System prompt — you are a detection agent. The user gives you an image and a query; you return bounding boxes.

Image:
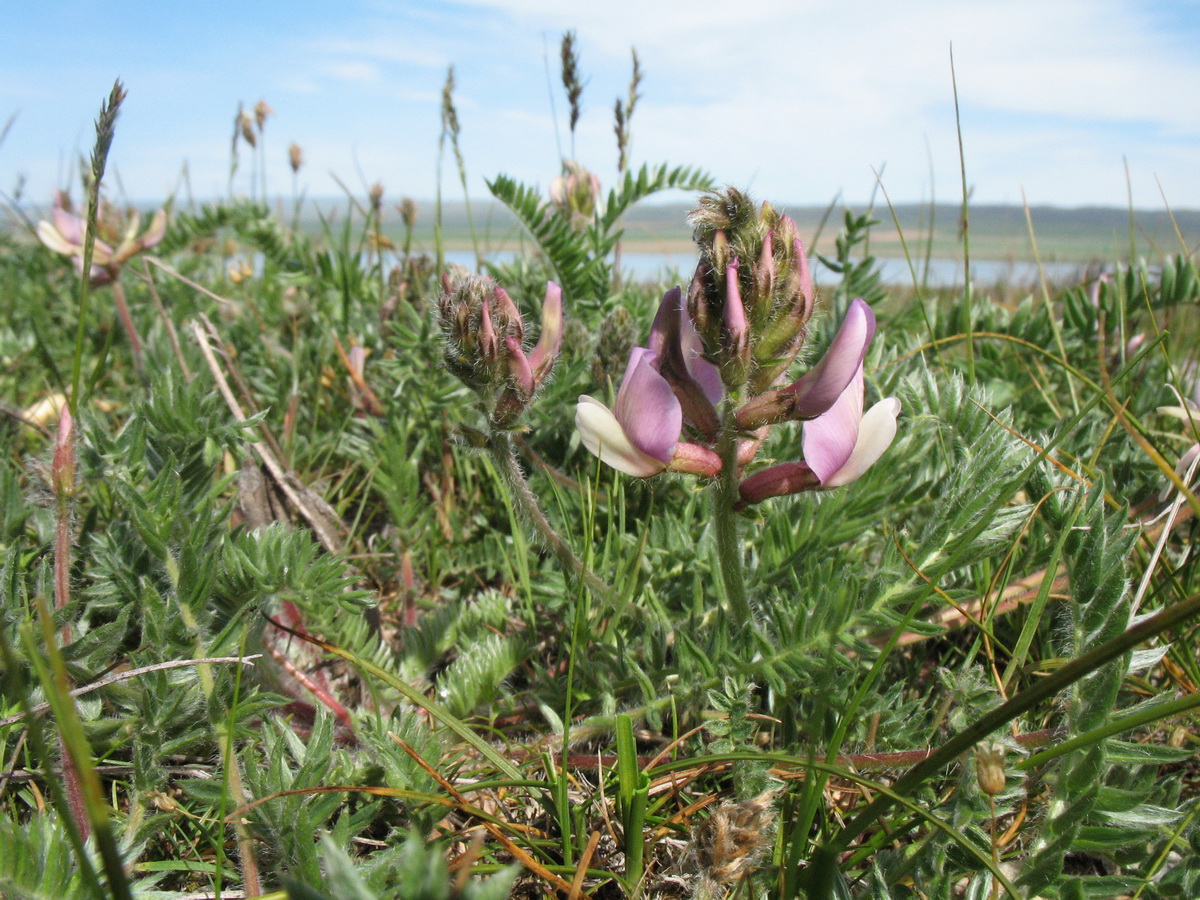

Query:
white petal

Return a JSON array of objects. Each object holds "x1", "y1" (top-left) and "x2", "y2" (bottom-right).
[
  {"x1": 823, "y1": 397, "x2": 901, "y2": 488},
  {"x1": 37, "y1": 220, "x2": 77, "y2": 256},
  {"x1": 576, "y1": 396, "x2": 668, "y2": 478},
  {"x1": 1159, "y1": 402, "x2": 1200, "y2": 422}
]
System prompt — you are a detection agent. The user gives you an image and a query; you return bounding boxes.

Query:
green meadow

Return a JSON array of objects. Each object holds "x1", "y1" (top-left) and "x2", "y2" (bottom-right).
[{"x1": 1, "y1": 47, "x2": 1199, "y2": 900}]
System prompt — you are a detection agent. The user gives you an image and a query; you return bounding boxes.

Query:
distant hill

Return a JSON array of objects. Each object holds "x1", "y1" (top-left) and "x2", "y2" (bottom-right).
[
  {"x1": 9, "y1": 196, "x2": 1194, "y2": 263},
  {"x1": 347, "y1": 199, "x2": 1200, "y2": 263}
]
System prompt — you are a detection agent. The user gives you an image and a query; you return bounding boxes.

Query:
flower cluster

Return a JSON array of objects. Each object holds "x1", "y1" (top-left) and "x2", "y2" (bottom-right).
[
  {"x1": 575, "y1": 189, "x2": 900, "y2": 505},
  {"x1": 438, "y1": 273, "x2": 563, "y2": 429},
  {"x1": 37, "y1": 191, "x2": 166, "y2": 285},
  {"x1": 550, "y1": 160, "x2": 601, "y2": 232}
]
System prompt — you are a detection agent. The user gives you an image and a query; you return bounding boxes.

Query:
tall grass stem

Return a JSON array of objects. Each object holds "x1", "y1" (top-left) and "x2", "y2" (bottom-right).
[
  {"x1": 71, "y1": 80, "x2": 125, "y2": 413},
  {"x1": 950, "y1": 46, "x2": 975, "y2": 387}
]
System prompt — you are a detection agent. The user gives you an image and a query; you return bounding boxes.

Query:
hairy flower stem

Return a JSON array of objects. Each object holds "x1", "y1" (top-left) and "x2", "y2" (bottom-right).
[
  {"x1": 488, "y1": 430, "x2": 612, "y2": 601},
  {"x1": 714, "y1": 409, "x2": 751, "y2": 628},
  {"x1": 110, "y1": 279, "x2": 145, "y2": 376},
  {"x1": 49, "y1": 409, "x2": 90, "y2": 840}
]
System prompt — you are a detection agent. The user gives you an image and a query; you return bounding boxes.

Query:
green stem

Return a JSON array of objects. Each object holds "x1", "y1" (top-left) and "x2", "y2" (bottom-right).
[
  {"x1": 714, "y1": 416, "x2": 751, "y2": 628},
  {"x1": 950, "y1": 44, "x2": 975, "y2": 388},
  {"x1": 488, "y1": 430, "x2": 612, "y2": 600}
]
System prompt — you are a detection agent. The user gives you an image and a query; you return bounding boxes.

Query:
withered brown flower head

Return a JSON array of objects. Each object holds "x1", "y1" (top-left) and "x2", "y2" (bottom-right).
[
  {"x1": 238, "y1": 108, "x2": 257, "y2": 148},
  {"x1": 399, "y1": 197, "x2": 417, "y2": 230},
  {"x1": 254, "y1": 99, "x2": 275, "y2": 130},
  {"x1": 691, "y1": 792, "x2": 776, "y2": 886}
]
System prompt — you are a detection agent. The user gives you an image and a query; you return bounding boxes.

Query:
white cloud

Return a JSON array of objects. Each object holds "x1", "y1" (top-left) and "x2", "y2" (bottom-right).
[
  {"x1": 322, "y1": 60, "x2": 383, "y2": 84},
  {"x1": 6, "y1": 0, "x2": 1198, "y2": 207},
  {"x1": 479, "y1": 0, "x2": 1195, "y2": 205},
  {"x1": 308, "y1": 36, "x2": 449, "y2": 70}
]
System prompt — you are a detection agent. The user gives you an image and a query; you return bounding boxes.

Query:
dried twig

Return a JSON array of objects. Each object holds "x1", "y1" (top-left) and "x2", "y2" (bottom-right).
[{"x1": 0, "y1": 657, "x2": 260, "y2": 728}]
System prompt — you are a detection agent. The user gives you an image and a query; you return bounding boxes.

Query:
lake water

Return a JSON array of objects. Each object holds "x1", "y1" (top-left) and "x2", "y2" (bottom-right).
[{"x1": 443, "y1": 250, "x2": 1086, "y2": 288}]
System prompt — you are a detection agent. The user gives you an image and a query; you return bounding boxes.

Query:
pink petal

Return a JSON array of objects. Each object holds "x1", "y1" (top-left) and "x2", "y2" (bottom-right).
[
  {"x1": 492, "y1": 286, "x2": 524, "y2": 342},
  {"x1": 37, "y1": 220, "x2": 77, "y2": 256},
  {"x1": 52, "y1": 206, "x2": 86, "y2": 246},
  {"x1": 614, "y1": 348, "x2": 681, "y2": 465},
  {"x1": 678, "y1": 298, "x2": 722, "y2": 406},
  {"x1": 478, "y1": 295, "x2": 498, "y2": 360},
  {"x1": 527, "y1": 281, "x2": 562, "y2": 381},
  {"x1": 506, "y1": 335, "x2": 534, "y2": 399},
  {"x1": 802, "y1": 366, "x2": 865, "y2": 483},
  {"x1": 724, "y1": 259, "x2": 747, "y2": 347},
  {"x1": 141, "y1": 209, "x2": 167, "y2": 249},
  {"x1": 90, "y1": 238, "x2": 115, "y2": 266},
  {"x1": 648, "y1": 286, "x2": 682, "y2": 353},
  {"x1": 787, "y1": 298, "x2": 875, "y2": 418},
  {"x1": 576, "y1": 396, "x2": 668, "y2": 477},
  {"x1": 794, "y1": 235, "x2": 814, "y2": 314},
  {"x1": 649, "y1": 286, "x2": 722, "y2": 414}
]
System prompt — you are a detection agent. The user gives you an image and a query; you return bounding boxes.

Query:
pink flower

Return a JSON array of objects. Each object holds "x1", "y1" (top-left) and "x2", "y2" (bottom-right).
[
  {"x1": 801, "y1": 367, "x2": 901, "y2": 488},
  {"x1": 37, "y1": 191, "x2": 166, "y2": 284},
  {"x1": 737, "y1": 373, "x2": 900, "y2": 505},
  {"x1": 505, "y1": 282, "x2": 563, "y2": 402},
  {"x1": 735, "y1": 298, "x2": 878, "y2": 430},
  {"x1": 647, "y1": 286, "x2": 723, "y2": 438},
  {"x1": 576, "y1": 347, "x2": 682, "y2": 477},
  {"x1": 738, "y1": 300, "x2": 900, "y2": 505},
  {"x1": 576, "y1": 289, "x2": 721, "y2": 478}
]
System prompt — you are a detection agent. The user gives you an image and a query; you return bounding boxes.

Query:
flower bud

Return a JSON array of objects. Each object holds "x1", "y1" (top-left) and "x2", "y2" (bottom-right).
[
  {"x1": 720, "y1": 260, "x2": 750, "y2": 388},
  {"x1": 734, "y1": 388, "x2": 795, "y2": 431},
  {"x1": 667, "y1": 442, "x2": 722, "y2": 477},
  {"x1": 974, "y1": 743, "x2": 1006, "y2": 796},
  {"x1": 438, "y1": 274, "x2": 504, "y2": 391},
  {"x1": 491, "y1": 286, "x2": 525, "y2": 344},
  {"x1": 438, "y1": 274, "x2": 564, "y2": 429},
  {"x1": 752, "y1": 229, "x2": 776, "y2": 319},
  {"x1": 687, "y1": 190, "x2": 819, "y2": 396},
  {"x1": 52, "y1": 408, "x2": 77, "y2": 501},
  {"x1": 288, "y1": 143, "x2": 304, "y2": 173}
]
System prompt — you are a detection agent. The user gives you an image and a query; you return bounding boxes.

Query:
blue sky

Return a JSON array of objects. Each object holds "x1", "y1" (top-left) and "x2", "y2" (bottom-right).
[{"x1": 3, "y1": 0, "x2": 1199, "y2": 209}]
